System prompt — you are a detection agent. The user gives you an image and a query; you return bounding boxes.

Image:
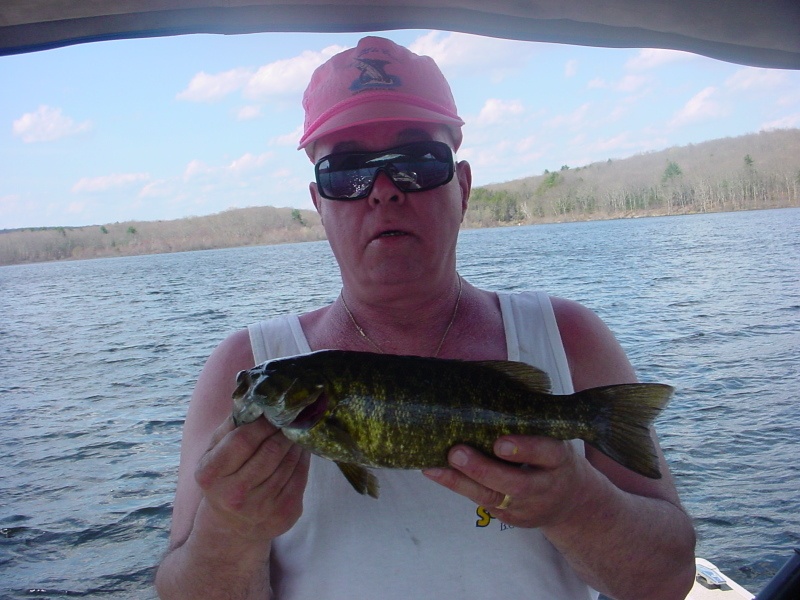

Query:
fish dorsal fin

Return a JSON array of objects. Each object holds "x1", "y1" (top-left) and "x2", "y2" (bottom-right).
[{"x1": 473, "y1": 360, "x2": 552, "y2": 394}]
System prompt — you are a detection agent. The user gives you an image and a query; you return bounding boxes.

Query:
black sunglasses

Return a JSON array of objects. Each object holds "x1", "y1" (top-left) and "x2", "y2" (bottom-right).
[{"x1": 314, "y1": 141, "x2": 455, "y2": 201}]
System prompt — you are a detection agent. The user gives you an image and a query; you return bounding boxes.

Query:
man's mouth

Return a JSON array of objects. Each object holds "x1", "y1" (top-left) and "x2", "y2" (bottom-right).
[{"x1": 377, "y1": 230, "x2": 408, "y2": 238}]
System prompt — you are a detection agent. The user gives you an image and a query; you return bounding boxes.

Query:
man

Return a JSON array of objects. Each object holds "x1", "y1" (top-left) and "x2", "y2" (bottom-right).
[{"x1": 155, "y1": 36, "x2": 696, "y2": 599}]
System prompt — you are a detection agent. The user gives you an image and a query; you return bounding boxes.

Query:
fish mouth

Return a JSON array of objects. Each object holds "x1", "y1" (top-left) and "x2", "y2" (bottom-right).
[{"x1": 284, "y1": 392, "x2": 329, "y2": 430}]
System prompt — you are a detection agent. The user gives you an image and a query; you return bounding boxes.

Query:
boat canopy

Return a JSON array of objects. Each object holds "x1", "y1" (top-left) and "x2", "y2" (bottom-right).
[{"x1": 1, "y1": 0, "x2": 799, "y2": 69}]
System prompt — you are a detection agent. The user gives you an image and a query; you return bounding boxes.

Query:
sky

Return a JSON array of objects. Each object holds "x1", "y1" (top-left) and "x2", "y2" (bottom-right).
[{"x1": 2, "y1": 29, "x2": 799, "y2": 229}]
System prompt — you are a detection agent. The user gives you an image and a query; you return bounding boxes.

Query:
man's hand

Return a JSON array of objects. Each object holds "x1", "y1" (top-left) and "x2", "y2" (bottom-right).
[
  {"x1": 195, "y1": 416, "x2": 310, "y2": 543},
  {"x1": 423, "y1": 435, "x2": 596, "y2": 528}
]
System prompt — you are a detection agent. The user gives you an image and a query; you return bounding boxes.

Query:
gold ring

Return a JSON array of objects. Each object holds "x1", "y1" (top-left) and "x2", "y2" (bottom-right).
[{"x1": 495, "y1": 493, "x2": 512, "y2": 510}]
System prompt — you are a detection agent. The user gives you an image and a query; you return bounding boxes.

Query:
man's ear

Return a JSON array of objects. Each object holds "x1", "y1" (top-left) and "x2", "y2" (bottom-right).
[
  {"x1": 310, "y1": 182, "x2": 324, "y2": 225},
  {"x1": 456, "y1": 160, "x2": 472, "y2": 219}
]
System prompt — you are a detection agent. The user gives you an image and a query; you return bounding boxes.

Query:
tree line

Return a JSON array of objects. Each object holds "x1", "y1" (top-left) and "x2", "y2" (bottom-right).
[
  {"x1": 2, "y1": 128, "x2": 798, "y2": 266},
  {"x1": 0, "y1": 206, "x2": 325, "y2": 266},
  {"x1": 463, "y1": 128, "x2": 800, "y2": 227}
]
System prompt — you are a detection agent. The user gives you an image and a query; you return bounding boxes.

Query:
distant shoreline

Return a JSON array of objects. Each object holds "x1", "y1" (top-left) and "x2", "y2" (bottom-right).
[{"x1": 2, "y1": 205, "x2": 797, "y2": 267}]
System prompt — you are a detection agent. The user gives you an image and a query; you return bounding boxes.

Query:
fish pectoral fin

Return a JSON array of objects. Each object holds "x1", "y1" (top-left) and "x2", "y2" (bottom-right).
[
  {"x1": 335, "y1": 462, "x2": 379, "y2": 499},
  {"x1": 325, "y1": 418, "x2": 379, "y2": 498},
  {"x1": 475, "y1": 360, "x2": 552, "y2": 393}
]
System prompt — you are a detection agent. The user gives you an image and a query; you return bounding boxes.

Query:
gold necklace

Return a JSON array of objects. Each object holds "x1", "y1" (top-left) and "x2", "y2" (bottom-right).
[{"x1": 340, "y1": 275, "x2": 463, "y2": 357}]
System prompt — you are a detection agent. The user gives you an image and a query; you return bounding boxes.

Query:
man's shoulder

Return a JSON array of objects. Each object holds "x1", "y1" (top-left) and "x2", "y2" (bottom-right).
[
  {"x1": 548, "y1": 296, "x2": 600, "y2": 330},
  {"x1": 549, "y1": 295, "x2": 637, "y2": 388},
  {"x1": 206, "y1": 328, "x2": 255, "y2": 374}
]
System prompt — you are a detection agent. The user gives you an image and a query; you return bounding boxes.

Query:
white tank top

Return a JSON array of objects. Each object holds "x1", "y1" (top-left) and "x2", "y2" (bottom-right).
[{"x1": 248, "y1": 291, "x2": 597, "y2": 600}]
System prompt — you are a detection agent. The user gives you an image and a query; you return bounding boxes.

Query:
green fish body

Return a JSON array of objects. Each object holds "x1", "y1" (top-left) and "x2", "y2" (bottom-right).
[{"x1": 232, "y1": 350, "x2": 672, "y2": 497}]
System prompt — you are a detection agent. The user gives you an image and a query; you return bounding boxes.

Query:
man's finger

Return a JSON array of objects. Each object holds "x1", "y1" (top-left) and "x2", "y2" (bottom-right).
[
  {"x1": 206, "y1": 414, "x2": 236, "y2": 450},
  {"x1": 493, "y1": 435, "x2": 571, "y2": 469},
  {"x1": 197, "y1": 418, "x2": 279, "y2": 484}
]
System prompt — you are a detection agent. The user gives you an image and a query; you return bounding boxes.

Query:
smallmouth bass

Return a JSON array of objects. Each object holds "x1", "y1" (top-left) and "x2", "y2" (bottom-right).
[{"x1": 232, "y1": 350, "x2": 673, "y2": 498}]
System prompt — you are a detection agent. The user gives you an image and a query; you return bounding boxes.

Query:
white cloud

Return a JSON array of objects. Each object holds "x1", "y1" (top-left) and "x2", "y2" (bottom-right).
[
  {"x1": 761, "y1": 114, "x2": 800, "y2": 130},
  {"x1": 569, "y1": 133, "x2": 586, "y2": 147},
  {"x1": 12, "y1": 105, "x2": 92, "y2": 143},
  {"x1": 409, "y1": 31, "x2": 532, "y2": 80},
  {"x1": 183, "y1": 159, "x2": 211, "y2": 180},
  {"x1": 564, "y1": 59, "x2": 578, "y2": 78},
  {"x1": 139, "y1": 179, "x2": 174, "y2": 199},
  {"x1": 227, "y1": 152, "x2": 273, "y2": 175},
  {"x1": 183, "y1": 152, "x2": 274, "y2": 181},
  {"x1": 725, "y1": 67, "x2": 787, "y2": 91},
  {"x1": 515, "y1": 136, "x2": 538, "y2": 152},
  {"x1": 177, "y1": 46, "x2": 344, "y2": 104},
  {"x1": 606, "y1": 104, "x2": 630, "y2": 123},
  {"x1": 136, "y1": 151, "x2": 293, "y2": 215},
  {"x1": 243, "y1": 47, "x2": 344, "y2": 100},
  {"x1": 625, "y1": 48, "x2": 695, "y2": 70},
  {"x1": 271, "y1": 124, "x2": 304, "y2": 146},
  {"x1": 71, "y1": 173, "x2": 149, "y2": 193},
  {"x1": 545, "y1": 103, "x2": 591, "y2": 129},
  {"x1": 617, "y1": 75, "x2": 648, "y2": 93},
  {"x1": 669, "y1": 87, "x2": 729, "y2": 128},
  {"x1": 271, "y1": 168, "x2": 293, "y2": 179},
  {"x1": 460, "y1": 142, "x2": 508, "y2": 169},
  {"x1": 409, "y1": 31, "x2": 478, "y2": 68},
  {"x1": 474, "y1": 99, "x2": 525, "y2": 126},
  {"x1": 461, "y1": 136, "x2": 546, "y2": 184},
  {"x1": 176, "y1": 68, "x2": 252, "y2": 102}
]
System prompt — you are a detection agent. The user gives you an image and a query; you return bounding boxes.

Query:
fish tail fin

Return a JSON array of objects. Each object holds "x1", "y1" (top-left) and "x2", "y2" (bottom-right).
[{"x1": 579, "y1": 383, "x2": 673, "y2": 479}]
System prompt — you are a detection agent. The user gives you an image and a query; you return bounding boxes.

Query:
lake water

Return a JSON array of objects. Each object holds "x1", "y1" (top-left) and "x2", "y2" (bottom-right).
[{"x1": 1, "y1": 208, "x2": 798, "y2": 598}]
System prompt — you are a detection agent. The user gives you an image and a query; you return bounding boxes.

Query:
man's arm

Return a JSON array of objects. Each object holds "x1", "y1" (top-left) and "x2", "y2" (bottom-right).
[
  {"x1": 425, "y1": 297, "x2": 696, "y2": 600},
  {"x1": 155, "y1": 330, "x2": 309, "y2": 600}
]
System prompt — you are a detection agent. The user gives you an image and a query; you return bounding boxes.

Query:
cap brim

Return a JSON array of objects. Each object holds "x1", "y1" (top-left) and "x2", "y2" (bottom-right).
[{"x1": 298, "y1": 100, "x2": 464, "y2": 154}]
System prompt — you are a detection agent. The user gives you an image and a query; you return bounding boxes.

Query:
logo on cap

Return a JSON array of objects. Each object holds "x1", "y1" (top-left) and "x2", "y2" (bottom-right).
[{"x1": 349, "y1": 58, "x2": 401, "y2": 92}]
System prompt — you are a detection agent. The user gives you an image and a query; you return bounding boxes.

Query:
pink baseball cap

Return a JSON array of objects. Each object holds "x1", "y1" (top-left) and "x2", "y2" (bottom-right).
[{"x1": 298, "y1": 36, "x2": 465, "y2": 155}]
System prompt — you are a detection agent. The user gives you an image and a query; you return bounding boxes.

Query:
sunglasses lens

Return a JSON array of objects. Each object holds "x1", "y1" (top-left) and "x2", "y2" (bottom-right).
[
  {"x1": 317, "y1": 160, "x2": 375, "y2": 200},
  {"x1": 315, "y1": 142, "x2": 454, "y2": 200}
]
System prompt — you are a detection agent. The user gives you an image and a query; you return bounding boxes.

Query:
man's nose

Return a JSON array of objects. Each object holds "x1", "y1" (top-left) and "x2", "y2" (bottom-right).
[{"x1": 368, "y1": 170, "x2": 404, "y2": 206}]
